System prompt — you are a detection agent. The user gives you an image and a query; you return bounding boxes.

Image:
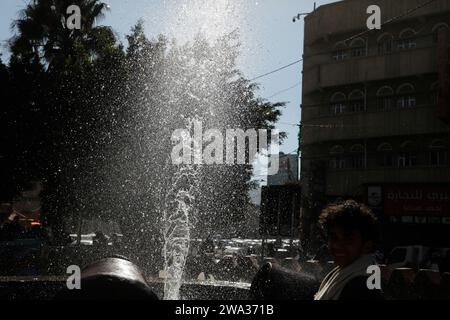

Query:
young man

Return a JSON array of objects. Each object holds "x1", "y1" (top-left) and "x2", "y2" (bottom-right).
[{"x1": 314, "y1": 200, "x2": 384, "y2": 300}]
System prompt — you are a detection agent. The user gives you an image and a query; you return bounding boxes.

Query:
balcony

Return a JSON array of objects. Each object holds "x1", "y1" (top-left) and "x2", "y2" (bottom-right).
[
  {"x1": 303, "y1": 46, "x2": 437, "y2": 93},
  {"x1": 301, "y1": 104, "x2": 450, "y2": 145},
  {"x1": 304, "y1": 0, "x2": 450, "y2": 45},
  {"x1": 325, "y1": 166, "x2": 450, "y2": 196}
]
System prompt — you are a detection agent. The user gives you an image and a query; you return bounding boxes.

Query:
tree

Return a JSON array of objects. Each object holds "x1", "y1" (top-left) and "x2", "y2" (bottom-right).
[
  {"x1": 7, "y1": 0, "x2": 124, "y2": 240},
  {"x1": 6, "y1": 3, "x2": 286, "y2": 266},
  {"x1": 0, "y1": 55, "x2": 14, "y2": 201},
  {"x1": 96, "y1": 25, "x2": 286, "y2": 245},
  {"x1": 10, "y1": 0, "x2": 110, "y2": 71}
]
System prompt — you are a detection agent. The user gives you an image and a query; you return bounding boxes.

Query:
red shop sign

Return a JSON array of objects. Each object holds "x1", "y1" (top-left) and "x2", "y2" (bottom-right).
[{"x1": 384, "y1": 185, "x2": 450, "y2": 216}]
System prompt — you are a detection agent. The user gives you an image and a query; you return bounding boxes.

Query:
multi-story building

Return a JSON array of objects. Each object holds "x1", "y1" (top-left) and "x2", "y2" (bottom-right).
[
  {"x1": 267, "y1": 153, "x2": 299, "y2": 186},
  {"x1": 300, "y1": 0, "x2": 450, "y2": 249}
]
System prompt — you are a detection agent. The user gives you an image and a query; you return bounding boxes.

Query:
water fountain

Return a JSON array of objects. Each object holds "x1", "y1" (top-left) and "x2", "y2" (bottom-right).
[
  {"x1": 1, "y1": 0, "x2": 276, "y2": 301},
  {"x1": 162, "y1": 121, "x2": 200, "y2": 300},
  {"x1": 114, "y1": 0, "x2": 261, "y2": 300}
]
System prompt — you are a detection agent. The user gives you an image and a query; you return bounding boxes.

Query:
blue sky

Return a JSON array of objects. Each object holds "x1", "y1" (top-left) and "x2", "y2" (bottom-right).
[{"x1": 0, "y1": 0, "x2": 336, "y2": 188}]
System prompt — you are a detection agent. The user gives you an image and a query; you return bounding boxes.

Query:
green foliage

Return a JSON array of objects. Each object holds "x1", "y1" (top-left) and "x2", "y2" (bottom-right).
[{"x1": 10, "y1": 0, "x2": 111, "y2": 71}]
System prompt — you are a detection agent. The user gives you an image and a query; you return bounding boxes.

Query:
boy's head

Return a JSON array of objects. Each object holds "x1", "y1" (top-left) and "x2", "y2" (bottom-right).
[{"x1": 319, "y1": 200, "x2": 379, "y2": 268}]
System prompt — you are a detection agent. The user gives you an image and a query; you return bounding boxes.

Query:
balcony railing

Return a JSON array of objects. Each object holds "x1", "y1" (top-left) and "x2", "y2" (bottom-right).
[
  {"x1": 303, "y1": 46, "x2": 438, "y2": 92},
  {"x1": 300, "y1": 91, "x2": 450, "y2": 144}
]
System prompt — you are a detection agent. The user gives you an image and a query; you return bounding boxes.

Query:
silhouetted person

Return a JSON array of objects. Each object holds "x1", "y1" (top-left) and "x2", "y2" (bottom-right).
[
  {"x1": 266, "y1": 243, "x2": 276, "y2": 257},
  {"x1": 314, "y1": 200, "x2": 384, "y2": 300}
]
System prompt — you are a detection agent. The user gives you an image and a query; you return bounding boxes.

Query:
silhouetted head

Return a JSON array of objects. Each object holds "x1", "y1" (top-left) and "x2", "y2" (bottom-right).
[{"x1": 319, "y1": 200, "x2": 379, "y2": 268}]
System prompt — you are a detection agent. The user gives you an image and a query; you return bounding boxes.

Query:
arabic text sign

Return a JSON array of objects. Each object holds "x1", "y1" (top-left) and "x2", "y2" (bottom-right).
[{"x1": 384, "y1": 186, "x2": 450, "y2": 216}]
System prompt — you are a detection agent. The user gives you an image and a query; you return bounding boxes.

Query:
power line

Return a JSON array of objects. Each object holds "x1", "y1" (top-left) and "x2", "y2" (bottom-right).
[
  {"x1": 278, "y1": 122, "x2": 301, "y2": 127},
  {"x1": 266, "y1": 82, "x2": 301, "y2": 99},
  {"x1": 250, "y1": 0, "x2": 438, "y2": 82},
  {"x1": 250, "y1": 59, "x2": 302, "y2": 82},
  {"x1": 343, "y1": 0, "x2": 439, "y2": 44},
  {"x1": 277, "y1": 122, "x2": 364, "y2": 128}
]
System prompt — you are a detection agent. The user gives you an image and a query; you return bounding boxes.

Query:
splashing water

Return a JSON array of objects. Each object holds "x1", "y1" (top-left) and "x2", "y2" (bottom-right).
[
  {"x1": 73, "y1": 0, "x2": 262, "y2": 301},
  {"x1": 162, "y1": 119, "x2": 200, "y2": 300},
  {"x1": 157, "y1": 0, "x2": 252, "y2": 299},
  {"x1": 156, "y1": 1, "x2": 247, "y2": 299}
]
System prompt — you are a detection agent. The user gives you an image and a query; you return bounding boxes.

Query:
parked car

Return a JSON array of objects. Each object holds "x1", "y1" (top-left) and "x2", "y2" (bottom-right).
[{"x1": 387, "y1": 245, "x2": 431, "y2": 270}]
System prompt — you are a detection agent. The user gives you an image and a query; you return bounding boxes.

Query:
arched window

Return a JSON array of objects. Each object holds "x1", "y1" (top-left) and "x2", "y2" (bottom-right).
[
  {"x1": 429, "y1": 139, "x2": 448, "y2": 166},
  {"x1": 376, "y1": 86, "x2": 395, "y2": 111},
  {"x1": 330, "y1": 145, "x2": 346, "y2": 169},
  {"x1": 377, "y1": 143, "x2": 394, "y2": 167},
  {"x1": 350, "y1": 38, "x2": 367, "y2": 57},
  {"x1": 348, "y1": 90, "x2": 365, "y2": 112},
  {"x1": 378, "y1": 33, "x2": 394, "y2": 54},
  {"x1": 431, "y1": 82, "x2": 439, "y2": 106},
  {"x1": 398, "y1": 141, "x2": 417, "y2": 167},
  {"x1": 397, "y1": 84, "x2": 416, "y2": 108},
  {"x1": 398, "y1": 28, "x2": 417, "y2": 50},
  {"x1": 330, "y1": 92, "x2": 347, "y2": 115},
  {"x1": 350, "y1": 144, "x2": 365, "y2": 169},
  {"x1": 432, "y1": 23, "x2": 450, "y2": 43},
  {"x1": 332, "y1": 42, "x2": 348, "y2": 61},
  {"x1": 432, "y1": 23, "x2": 450, "y2": 32}
]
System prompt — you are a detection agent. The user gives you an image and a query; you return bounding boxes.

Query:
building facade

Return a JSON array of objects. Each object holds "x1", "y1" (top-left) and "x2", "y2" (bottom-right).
[
  {"x1": 300, "y1": 0, "x2": 450, "y2": 248},
  {"x1": 267, "y1": 153, "x2": 299, "y2": 186}
]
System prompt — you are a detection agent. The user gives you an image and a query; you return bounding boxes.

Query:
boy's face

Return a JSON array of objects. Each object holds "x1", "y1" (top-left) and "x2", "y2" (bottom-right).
[{"x1": 328, "y1": 226, "x2": 372, "y2": 268}]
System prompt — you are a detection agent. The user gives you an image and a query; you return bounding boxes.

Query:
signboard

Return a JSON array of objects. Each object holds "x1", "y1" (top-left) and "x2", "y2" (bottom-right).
[
  {"x1": 384, "y1": 185, "x2": 450, "y2": 216},
  {"x1": 368, "y1": 185, "x2": 450, "y2": 217}
]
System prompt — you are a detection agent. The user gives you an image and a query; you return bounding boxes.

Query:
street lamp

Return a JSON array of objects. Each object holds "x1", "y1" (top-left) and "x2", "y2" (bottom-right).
[{"x1": 292, "y1": 13, "x2": 309, "y2": 23}]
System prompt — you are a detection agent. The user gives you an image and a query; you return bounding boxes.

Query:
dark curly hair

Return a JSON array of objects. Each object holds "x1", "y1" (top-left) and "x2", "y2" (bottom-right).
[{"x1": 319, "y1": 200, "x2": 380, "y2": 243}]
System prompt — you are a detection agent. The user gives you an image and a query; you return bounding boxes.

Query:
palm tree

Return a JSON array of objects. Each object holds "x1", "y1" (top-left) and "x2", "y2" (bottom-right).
[{"x1": 10, "y1": 0, "x2": 112, "y2": 71}]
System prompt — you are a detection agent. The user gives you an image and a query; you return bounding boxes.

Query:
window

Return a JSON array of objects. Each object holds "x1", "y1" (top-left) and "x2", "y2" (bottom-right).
[
  {"x1": 378, "y1": 33, "x2": 394, "y2": 54},
  {"x1": 348, "y1": 90, "x2": 365, "y2": 112},
  {"x1": 350, "y1": 144, "x2": 365, "y2": 169},
  {"x1": 377, "y1": 143, "x2": 394, "y2": 167},
  {"x1": 330, "y1": 145, "x2": 346, "y2": 169},
  {"x1": 330, "y1": 92, "x2": 347, "y2": 115},
  {"x1": 397, "y1": 84, "x2": 416, "y2": 108},
  {"x1": 376, "y1": 86, "x2": 394, "y2": 111},
  {"x1": 332, "y1": 50, "x2": 348, "y2": 61},
  {"x1": 429, "y1": 139, "x2": 448, "y2": 166},
  {"x1": 397, "y1": 29, "x2": 417, "y2": 50},
  {"x1": 398, "y1": 141, "x2": 417, "y2": 168},
  {"x1": 350, "y1": 38, "x2": 367, "y2": 57},
  {"x1": 432, "y1": 23, "x2": 450, "y2": 43},
  {"x1": 332, "y1": 42, "x2": 348, "y2": 61}
]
